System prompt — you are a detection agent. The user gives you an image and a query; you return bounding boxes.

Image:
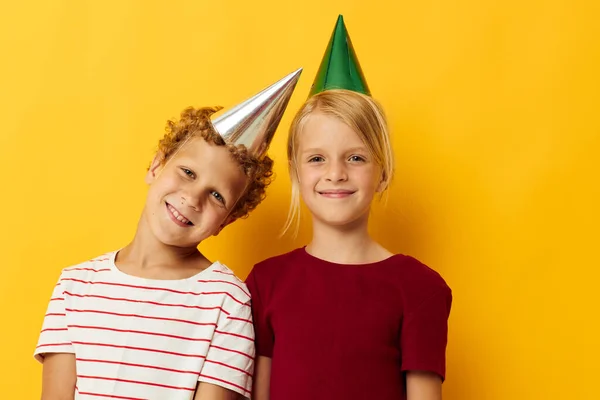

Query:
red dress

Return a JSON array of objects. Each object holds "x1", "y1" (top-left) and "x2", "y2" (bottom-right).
[{"x1": 246, "y1": 247, "x2": 452, "y2": 400}]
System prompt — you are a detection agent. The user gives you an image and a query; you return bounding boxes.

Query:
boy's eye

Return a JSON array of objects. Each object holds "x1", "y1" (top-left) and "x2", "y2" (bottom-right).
[
  {"x1": 349, "y1": 155, "x2": 366, "y2": 162},
  {"x1": 181, "y1": 168, "x2": 195, "y2": 178},
  {"x1": 211, "y1": 191, "x2": 225, "y2": 204},
  {"x1": 308, "y1": 156, "x2": 325, "y2": 163}
]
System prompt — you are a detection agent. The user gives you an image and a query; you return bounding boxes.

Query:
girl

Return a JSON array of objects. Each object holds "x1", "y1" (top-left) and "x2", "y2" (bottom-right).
[{"x1": 246, "y1": 88, "x2": 452, "y2": 400}]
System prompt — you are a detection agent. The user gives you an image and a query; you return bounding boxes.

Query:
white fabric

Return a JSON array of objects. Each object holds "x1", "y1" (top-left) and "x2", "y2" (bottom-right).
[{"x1": 35, "y1": 251, "x2": 254, "y2": 399}]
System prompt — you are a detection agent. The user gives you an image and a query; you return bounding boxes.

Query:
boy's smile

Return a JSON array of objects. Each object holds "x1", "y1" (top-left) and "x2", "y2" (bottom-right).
[
  {"x1": 143, "y1": 137, "x2": 249, "y2": 248},
  {"x1": 165, "y1": 202, "x2": 193, "y2": 226}
]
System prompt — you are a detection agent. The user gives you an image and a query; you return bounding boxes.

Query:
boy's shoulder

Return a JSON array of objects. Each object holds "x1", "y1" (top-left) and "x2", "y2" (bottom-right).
[
  {"x1": 60, "y1": 251, "x2": 116, "y2": 276},
  {"x1": 204, "y1": 261, "x2": 251, "y2": 304}
]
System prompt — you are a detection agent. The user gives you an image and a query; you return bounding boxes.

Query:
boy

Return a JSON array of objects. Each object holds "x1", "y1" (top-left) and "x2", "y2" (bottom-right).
[{"x1": 34, "y1": 68, "x2": 302, "y2": 400}]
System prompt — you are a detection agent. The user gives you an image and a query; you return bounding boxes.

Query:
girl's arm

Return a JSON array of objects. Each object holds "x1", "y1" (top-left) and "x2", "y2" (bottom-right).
[
  {"x1": 41, "y1": 353, "x2": 76, "y2": 400},
  {"x1": 252, "y1": 356, "x2": 272, "y2": 400},
  {"x1": 406, "y1": 371, "x2": 442, "y2": 400}
]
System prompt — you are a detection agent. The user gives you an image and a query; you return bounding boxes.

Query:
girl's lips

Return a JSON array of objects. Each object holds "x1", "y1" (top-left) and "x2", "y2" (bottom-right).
[
  {"x1": 165, "y1": 203, "x2": 193, "y2": 226},
  {"x1": 318, "y1": 190, "x2": 355, "y2": 198}
]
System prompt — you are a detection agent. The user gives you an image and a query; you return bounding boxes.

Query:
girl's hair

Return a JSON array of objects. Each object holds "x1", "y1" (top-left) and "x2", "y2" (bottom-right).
[
  {"x1": 282, "y1": 89, "x2": 394, "y2": 236},
  {"x1": 157, "y1": 106, "x2": 274, "y2": 221}
]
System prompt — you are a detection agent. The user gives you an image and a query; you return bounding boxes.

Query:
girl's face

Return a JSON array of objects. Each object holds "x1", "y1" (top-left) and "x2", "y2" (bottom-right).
[{"x1": 296, "y1": 112, "x2": 383, "y2": 229}]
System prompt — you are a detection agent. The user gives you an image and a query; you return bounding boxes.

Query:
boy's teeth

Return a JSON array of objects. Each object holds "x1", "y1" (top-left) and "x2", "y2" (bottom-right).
[{"x1": 168, "y1": 204, "x2": 189, "y2": 224}]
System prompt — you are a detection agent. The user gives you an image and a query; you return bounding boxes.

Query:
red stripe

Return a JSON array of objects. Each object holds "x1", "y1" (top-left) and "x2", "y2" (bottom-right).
[
  {"x1": 71, "y1": 341, "x2": 206, "y2": 358},
  {"x1": 76, "y1": 358, "x2": 199, "y2": 375},
  {"x1": 64, "y1": 291, "x2": 230, "y2": 315},
  {"x1": 76, "y1": 392, "x2": 145, "y2": 400},
  {"x1": 65, "y1": 308, "x2": 218, "y2": 327},
  {"x1": 227, "y1": 316, "x2": 252, "y2": 323},
  {"x1": 215, "y1": 329, "x2": 253, "y2": 341},
  {"x1": 65, "y1": 267, "x2": 111, "y2": 273},
  {"x1": 36, "y1": 342, "x2": 71, "y2": 349},
  {"x1": 209, "y1": 345, "x2": 254, "y2": 360},
  {"x1": 213, "y1": 270, "x2": 235, "y2": 276},
  {"x1": 61, "y1": 278, "x2": 247, "y2": 305},
  {"x1": 68, "y1": 325, "x2": 211, "y2": 342},
  {"x1": 204, "y1": 359, "x2": 252, "y2": 376},
  {"x1": 197, "y1": 279, "x2": 250, "y2": 297},
  {"x1": 50, "y1": 297, "x2": 64, "y2": 302},
  {"x1": 41, "y1": 327, "x2": 68, "y2": 333},
  {"x1": 77, "y1": 375, "x2": 195, "y2": 391},
  {"x1": 45, "y1": 313, "x2": 66, "y2": 317},
  {"x1": 200, "y1": 373, "x2": 250, "y2": 394}
]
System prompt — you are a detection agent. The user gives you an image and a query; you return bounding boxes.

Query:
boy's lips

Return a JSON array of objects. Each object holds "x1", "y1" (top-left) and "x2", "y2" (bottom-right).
[
  {"x1": 318, "y1": 189, "x2": 356, "y2": 198},
  {"x1": 165, "y1": 202, "x2": 194, "y2": 226}
]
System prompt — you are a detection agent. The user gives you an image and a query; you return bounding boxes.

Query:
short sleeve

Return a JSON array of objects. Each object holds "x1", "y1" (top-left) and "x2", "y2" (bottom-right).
[
  {"x1": 245, "y1": 268, "x2": 274, "y2": 358},
  {"x1": 400, "y1": 286, "x2": 452, "y2": 380},
  {"x1": 34, "y1": 273, "x2": 74, "y2": 362},
  {"x1": 199, "y1": 301, "x2": 255, "y2": 398}
]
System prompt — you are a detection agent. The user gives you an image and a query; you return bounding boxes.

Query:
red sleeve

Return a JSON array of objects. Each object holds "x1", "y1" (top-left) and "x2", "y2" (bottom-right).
[
  {"x1": 400, "y1": 286, "x2": 452, "y2": 380},
  {"x1": 246, "y1": 267, "x2": 274, "y2": 358}
]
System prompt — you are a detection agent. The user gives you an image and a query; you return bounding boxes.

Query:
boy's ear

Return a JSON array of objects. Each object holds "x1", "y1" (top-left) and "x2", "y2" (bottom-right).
[{"x1": 145, "y1": 153, "x2": 165, "y2": 184}]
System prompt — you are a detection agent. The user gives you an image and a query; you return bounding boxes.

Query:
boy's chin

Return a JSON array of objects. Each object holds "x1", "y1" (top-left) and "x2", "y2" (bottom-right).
[{"x1": 154, "y1": 233, "x2": 207, "y2": 249}]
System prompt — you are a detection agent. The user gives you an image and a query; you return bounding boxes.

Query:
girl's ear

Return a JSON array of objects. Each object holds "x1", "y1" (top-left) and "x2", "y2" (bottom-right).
[
  {"x1": 376, "y1": 172, "x2": 387, "y2": 193},
  {"x1": 145, "y1": 153, "x2": 165, "y2": 185}
]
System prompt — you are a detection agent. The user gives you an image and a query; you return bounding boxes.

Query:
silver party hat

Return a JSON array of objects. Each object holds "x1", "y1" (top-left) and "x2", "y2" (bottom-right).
[{"x1": 210, "y1": 68, "x2": 303, "y2": 158}]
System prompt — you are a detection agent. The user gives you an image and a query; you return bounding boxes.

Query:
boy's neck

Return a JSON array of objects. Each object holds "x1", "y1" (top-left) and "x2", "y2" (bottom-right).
[
  {"x1": 307, "y1": 215, "x2": 392, "y2": 265},
  {"x1": 116, "y1": 213, "x2": 211, "y2": 278}
]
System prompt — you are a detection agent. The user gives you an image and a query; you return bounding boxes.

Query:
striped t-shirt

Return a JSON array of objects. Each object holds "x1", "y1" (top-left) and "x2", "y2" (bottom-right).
[{"x1": 34, "y1": 251, "x2": 255, "y2": 399}]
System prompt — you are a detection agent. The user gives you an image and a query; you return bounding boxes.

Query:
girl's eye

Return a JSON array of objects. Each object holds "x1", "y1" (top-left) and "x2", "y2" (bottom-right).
[
  {"x1": 211, "y1": 191, "x2": 225, "y2": 204},
  {"x1": 349, "y1": 155, "x2": 366, "y2": 162},
  {"x1": 181, "y1": 168, "x2": 195, "y2": 178},
  {"x1": 308, "y1": 156, "x2": 325, "y2": 163}
]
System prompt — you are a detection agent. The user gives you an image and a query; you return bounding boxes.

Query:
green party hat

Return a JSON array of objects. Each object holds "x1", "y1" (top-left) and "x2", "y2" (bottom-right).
[{"x1": 309, "y1": 15, "x2": 370, "y2": 97}]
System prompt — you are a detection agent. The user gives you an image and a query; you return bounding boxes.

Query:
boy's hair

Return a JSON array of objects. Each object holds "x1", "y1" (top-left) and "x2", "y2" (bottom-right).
[
  {"x1": 283, "y1": 89, "x2": 394, "y2": 236},
  {"x1": 157, "y1": 106, "x2": 274, "y2": 221}
]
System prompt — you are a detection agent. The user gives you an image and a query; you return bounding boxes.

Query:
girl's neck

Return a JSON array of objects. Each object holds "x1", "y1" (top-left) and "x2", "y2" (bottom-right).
[{"x1": 307, "y1": 216, "x2": 392, "y2": 265}]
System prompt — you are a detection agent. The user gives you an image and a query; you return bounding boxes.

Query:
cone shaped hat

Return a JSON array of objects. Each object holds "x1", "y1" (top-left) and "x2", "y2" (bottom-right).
[
  {"x1": 211, "y1": 68, "x2": 303, "y2": 158},
  {"x1": 309, "y1": 15, "x2": 370, "y2": 97}
]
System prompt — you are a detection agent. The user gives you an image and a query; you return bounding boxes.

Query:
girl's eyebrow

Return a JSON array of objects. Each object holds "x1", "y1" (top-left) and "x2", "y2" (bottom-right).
[
  {"x1": 300, "y1": 147, "x2": 324, "y2": 154},
  {"x1": 345, "y1": 146, "x2": 369, "y2": 153},
  {"x1": 301, "y1": 146, "x2": 368, "y2": 154}
]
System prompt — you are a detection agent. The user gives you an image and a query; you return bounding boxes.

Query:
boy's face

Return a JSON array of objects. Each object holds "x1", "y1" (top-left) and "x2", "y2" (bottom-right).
[{"x1": 144, "y1": 137, "x2": 248, "y2": 248}]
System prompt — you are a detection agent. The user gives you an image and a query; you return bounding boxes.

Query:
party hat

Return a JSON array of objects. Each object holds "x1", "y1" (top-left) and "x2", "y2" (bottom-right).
[
  {"x1": 309, "y1": 15, "x2": 370, "y2": 96},
  {"x1": 211, "y1": 68, "x2": 303, "y2": 158}
]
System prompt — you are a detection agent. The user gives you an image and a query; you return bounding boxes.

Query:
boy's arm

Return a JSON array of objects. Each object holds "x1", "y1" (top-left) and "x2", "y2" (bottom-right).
[
  {"x1": 194, "y1": 382, "x2": 242, "y2": 400},
  {"x1": 41, "y1": 353, "x2": 76, "y2": 400},
  {"x1": 406, "y1": 371, "x2": 442, "y2": 400},
  {"x1": 251, "y1": 356, "x2": 271, "y2": 400},
  {"x1": 197, "y1": 300, "x2": 255, "y2": 398}
]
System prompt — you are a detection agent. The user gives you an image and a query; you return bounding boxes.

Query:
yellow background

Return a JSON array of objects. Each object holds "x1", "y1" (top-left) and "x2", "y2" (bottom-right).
[{"x1": 1, "y1": 0, "x2": 598, "y2": 398}]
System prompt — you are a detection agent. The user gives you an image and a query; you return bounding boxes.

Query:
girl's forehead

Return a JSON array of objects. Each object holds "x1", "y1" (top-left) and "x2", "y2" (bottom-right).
[{"x1": 298, "y1": 114, "x2": 364, "y2": 149}]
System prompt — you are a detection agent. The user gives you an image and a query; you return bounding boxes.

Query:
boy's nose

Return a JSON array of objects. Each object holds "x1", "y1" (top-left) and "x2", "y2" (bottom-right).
[{"x1": 181, "y1": 193, "x2": 201, "y2": 212}]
